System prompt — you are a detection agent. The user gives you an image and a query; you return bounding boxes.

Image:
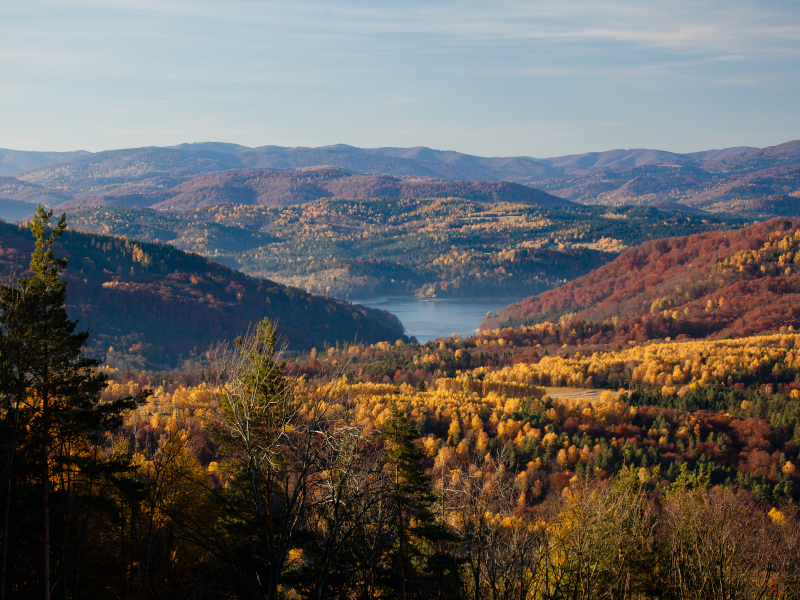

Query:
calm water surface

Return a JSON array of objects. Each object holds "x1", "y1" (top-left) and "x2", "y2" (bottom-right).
[{"x1": 354, "y1": 297, "x2": 523, "y2": 343}]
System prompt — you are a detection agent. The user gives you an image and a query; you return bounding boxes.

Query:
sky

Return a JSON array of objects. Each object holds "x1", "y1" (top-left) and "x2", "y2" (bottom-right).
[{"x1": 1, "y1": 0, "x2": 799, "y2": 157}]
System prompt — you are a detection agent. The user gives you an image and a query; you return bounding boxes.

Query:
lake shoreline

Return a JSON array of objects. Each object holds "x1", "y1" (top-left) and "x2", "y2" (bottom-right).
[{"x1": 352, "y1": 296, "x2": 524, "y2": 343}]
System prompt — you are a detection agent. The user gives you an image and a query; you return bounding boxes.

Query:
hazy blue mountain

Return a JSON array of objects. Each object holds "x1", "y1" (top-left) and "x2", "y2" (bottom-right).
[
  {"x1": 0, "y1": 148, "x2": 88, "y2": 176},
  {"x1": 0, "y1": 199, "x2": 41, "y2": 222},
  {"x1": 5, "y1": 140, "x2": 799, "y2": 216}
]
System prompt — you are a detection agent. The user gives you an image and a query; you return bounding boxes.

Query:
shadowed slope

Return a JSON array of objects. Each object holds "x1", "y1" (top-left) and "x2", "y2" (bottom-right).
[{"x1": 0, "y1": 221, "x2": 406, "y2": 370}]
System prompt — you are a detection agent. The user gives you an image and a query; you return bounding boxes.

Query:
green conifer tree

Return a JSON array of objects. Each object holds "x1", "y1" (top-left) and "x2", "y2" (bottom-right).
[
  {"x1": 381, "y1": 403, "x2": 461, "y2": 599},
  {"x1": 0, "y1": 206, "x2": 146, "y2": 599}
]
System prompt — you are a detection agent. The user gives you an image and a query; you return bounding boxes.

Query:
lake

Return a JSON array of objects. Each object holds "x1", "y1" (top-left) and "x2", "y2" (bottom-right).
[{"x1": 353, "y1": 297, "x2": 523, "y2": 343}]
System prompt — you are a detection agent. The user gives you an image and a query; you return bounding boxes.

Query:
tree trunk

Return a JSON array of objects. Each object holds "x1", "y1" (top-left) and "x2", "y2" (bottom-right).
[
  {"x1": 0, "y1": 439, "x2": 15, "y2": 600},
  {"x1": 0, "y1": 346, "x2": 25, "y2": 600},
  {"x1": 41, "y1": 384, "x2": 50, "y2": 600},
  {"x1": 398, "y1": 506, "x2": 406, "y2": 600}
]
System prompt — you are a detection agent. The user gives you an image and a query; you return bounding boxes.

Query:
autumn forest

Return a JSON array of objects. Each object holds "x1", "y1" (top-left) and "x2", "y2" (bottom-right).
[
  {"x1": 4, "y1": 0, "x2": 800, "y2": 593},
  {"x1": 0, "y1": 195, "x2": 798, "y2": 600}
]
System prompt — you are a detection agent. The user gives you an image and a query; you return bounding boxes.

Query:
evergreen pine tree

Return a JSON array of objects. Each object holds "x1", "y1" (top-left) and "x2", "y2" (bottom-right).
[
  {"x1": 381, "y1": 402, "x2": 461, "y2": 599},
  {"x1": 0, "y1": 206, "x2": 146, "y2": 599}
]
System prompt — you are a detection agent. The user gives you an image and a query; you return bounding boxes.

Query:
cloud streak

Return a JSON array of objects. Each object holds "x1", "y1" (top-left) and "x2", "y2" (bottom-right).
[
  {"x1": 1, "y1": 0, "x2": 799, "y2": 154},
  {"x1": 37, "y1": 0, "x2": 800, "y2": 54}
]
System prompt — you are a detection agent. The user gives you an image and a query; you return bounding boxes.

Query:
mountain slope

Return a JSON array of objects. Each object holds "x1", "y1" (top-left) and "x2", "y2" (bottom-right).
[
  {"x1": 54, "y1": 167, "x2": 568, "y2": 211},
  {"x1": 61, "y1": 201, "x2": 742, "y2": 300},
  {"x1": 8, "y1": 140, "x2": 800, "y2": 216},
  {"x1": 240, "y1": 145, "x2": 495, "y2": 181},
  {"x1": 0, "y1": 221, "x2": 405, "y2": 370},
  {"x1": 0, "y1": 148, "x2": 88, "y2": 176},
  {"x1": 17, "y1": 146, "x2": 245, "y2": 196},
  {"x1": 0, "y1": 176, "x2": 72, "y2": 207},
  {"x1": 683, "y1": 163, "x2": 800, "y2": 212},
  {"x1": 482, "y1": 218, "x2": 800, "y2": 342},
  {"x1": 536, "y1": 142, "x2": 800, "y2": 214}
]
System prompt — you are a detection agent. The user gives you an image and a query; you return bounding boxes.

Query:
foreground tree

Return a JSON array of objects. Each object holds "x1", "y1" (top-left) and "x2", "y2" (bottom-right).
[
  {"x1": 545, "y1": 467, "x2": 655, "y2": 600},
  {"x1": 658, "y1": 472, "x2": 800, "y2": 600},
  {"x1": 378, "y1": 403, "x2": 461, "y2": 600},
  {"x1": 207, "y1": 318, "x2": 368, "y2": 599},
  {"x1": 0, "y1": 206, "x2": 146, "y2": 600},
  {"x1": 438, "y1": 448, "x2": 546, "y2": 600}
]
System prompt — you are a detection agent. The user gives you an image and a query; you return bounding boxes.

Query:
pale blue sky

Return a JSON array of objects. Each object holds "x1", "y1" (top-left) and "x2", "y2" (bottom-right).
[{"x1": 1, "y1": 0, "x2": 799, "y2": 156}]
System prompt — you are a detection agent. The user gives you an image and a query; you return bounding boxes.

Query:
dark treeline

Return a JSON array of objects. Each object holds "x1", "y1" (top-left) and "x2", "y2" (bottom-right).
[{"x1": 0, "y1": 220, "x2": 405, "y2": 370}]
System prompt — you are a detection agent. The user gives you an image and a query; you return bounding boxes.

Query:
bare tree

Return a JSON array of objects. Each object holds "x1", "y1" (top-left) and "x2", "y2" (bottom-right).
[
  {"x1": 659, "y1": 485, "x2": 800, "y2": 600},
  {"x1": 299, "y1": 407, "x2": 395, "y2": 600},
  {"x1": 208, "y1": 318, "x2": 360, "y2": 600},
  {"x1": 545, "y1": 470, "x2": 655, "y2": 600},
  {"x1": 438, "y1": 448, "x2": 547, "y2": 600}
]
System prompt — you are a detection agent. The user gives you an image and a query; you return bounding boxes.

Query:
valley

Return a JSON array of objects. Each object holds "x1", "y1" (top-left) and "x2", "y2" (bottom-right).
[
  {"x1": 0, "y1": 220, "x2": 405, "y2": 371},
  {"x1": 61, "y1": 199, "x2": 741, "y2": 300},
  {"x1": 7, "y1": 0, "x2": 800, "y2": 594},
  {"x1": 2, "y1": 143, "x2": 799, "y2": 599},
  {"x1": 353, "y1": 296, "x2": 525, "y2": 342}
]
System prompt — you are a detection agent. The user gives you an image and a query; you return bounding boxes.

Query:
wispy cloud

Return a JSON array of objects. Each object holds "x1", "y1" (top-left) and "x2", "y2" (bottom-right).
[
  {"x1": 38, "y1": 0, "x2": 800, "y2": 55},
  {"x1": 2, "y1": 0, "x2": 799, "y2": 154}
]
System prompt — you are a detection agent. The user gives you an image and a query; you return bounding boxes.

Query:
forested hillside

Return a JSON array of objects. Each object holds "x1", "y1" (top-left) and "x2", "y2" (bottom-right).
[
  {"x1": 14, "y1": 319, "x2": 796, "y2": 598},
  {"x1": 2, "y1": 208, "x2": 800, "y2": 600},
  {"x1": 0, "y1": 220, "x2": 404, "y2": 369},
  {"x1": 54, "y1": 166, "x2": 566, "y2": 210},
  {"x1": 483, "y1": 218, "x2": 800, "y2": 341},
  {"x1": 63, "y1": 200, "x2": 742, "y2": 299},
  {"x1": 0, "y1": 175, "x2": 72, "y2": 206}
]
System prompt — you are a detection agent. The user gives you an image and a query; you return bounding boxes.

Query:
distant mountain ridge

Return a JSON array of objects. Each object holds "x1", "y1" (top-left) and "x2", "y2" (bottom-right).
[
  {"x1": 4, "y1": 140, "x2": 797, "y2": 183},
  {"x1": 1, "y1": 140, "x2": 798, "y2": 218},
  {"x1": 0, "y1": 148, "x2": 89, "y2": 176}
]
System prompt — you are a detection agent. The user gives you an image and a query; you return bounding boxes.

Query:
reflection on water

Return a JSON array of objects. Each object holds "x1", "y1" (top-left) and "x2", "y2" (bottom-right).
[{"x1": 354, "y1": 297, "x2": 523, "y2": 343}]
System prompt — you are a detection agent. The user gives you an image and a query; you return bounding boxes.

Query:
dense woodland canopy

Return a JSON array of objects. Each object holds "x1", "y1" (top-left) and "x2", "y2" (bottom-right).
[
  {"x1": 0, "y1": 220, "x2": 404, "y2": 370},
  {"x1": 485, "y1": 218, "x2": 800, "y2": 337},
  {"x1": 63, "y1": 200, "x2": 741, "y2": 300},
  {"x1": 6, "y1": 309, "x2": 800, "y2": 597},
  {"x1": 2, "y1": 206, "x2": 800, "y2": 598},
  {"x1": 0, "y1": 138, "x2": 799, "y2": 598}
]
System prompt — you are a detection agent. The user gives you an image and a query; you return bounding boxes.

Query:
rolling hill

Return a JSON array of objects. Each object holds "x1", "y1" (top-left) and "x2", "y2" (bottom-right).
[
  {"x1": 0, "y1": 148, "x2": 88, "y2": 176},
  {"x1": 54, "y1": 167, "x2": 568, "y2": 211},
  {"x1": 61, "y1": 201, "x2": 742, "y2": 300},
  {"x1": 536, "y1": 142, "x2": 800, "y2": 215},
  {"x1": 0, "y1": 176, "x2": 72, "y2": 207},
  {"x1": 482, "y1": 218, "x2": 800, "y2": 344},
  {"x1": 0, "y1": 221, "x2": 406, "y2": 370},
  {"x1": 3, "y1": 140, "x2": 798, "y2": 218}
]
